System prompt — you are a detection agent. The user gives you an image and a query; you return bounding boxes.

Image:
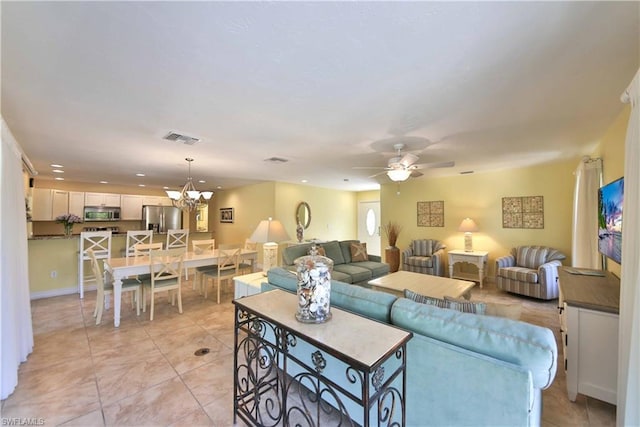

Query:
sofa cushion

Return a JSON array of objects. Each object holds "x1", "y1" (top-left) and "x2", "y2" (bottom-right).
[
  {"x1": 405, "y1": 289, "x2": 486, "y2": 314},
  {"x1": 323, "y1": 240, "x2": 346, "y2": 265},
  {"x1": 350, "y1": 242, "x2": 368, "y2": 262},
  {"x1": 516, "y1": 246, "x2": 548, "y2": 269},
  {"x1": 333, "y1": 264, "x2": 372, "y2": 284},
  {"x1": 329, "y1": 269, "x2": 353, "y2": 283},
  {"x1": 282, "y1": 243, "x2": 314, "y2": 266},
  {"x1": 391, "y1": 298, "x2": 557, "y2": 390},
  {"x1": 331, "y1": 280, "x2": 397, "y2": 322},
  {"x1": 338, "y1": 240, "x2": 360, "y2": 264},
  {"x1": 351, "y1": 261, "x2": 390, "y2": 278},
  {"x1": 405, "y1": 255, "x2": 433, "y2": 268},
  {"x1": 499, "y1": 266, "x2": 539, "y2": 283}
]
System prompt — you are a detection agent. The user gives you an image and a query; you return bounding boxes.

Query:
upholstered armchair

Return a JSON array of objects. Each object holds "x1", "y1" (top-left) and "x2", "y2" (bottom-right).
[
  {"x1": 402, "y1": 239, "x2": 446, "y2": 276},
  {"x1": 495, "y1": 246, "x2": 566, "y2": 300}
]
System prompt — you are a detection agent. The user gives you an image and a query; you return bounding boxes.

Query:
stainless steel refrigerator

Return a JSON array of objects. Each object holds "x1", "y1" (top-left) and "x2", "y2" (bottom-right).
[{"x1": 141, "y1": 205, "x2": 182, "y2": 233}]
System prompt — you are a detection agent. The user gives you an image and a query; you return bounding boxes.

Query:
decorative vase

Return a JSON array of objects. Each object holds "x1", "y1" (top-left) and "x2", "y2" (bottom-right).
[
  {"x1": 295, "y1": 246, "x2": 333, "y2": 323},
  {"x1": 385, "y1": 246, "x2": 400, "y2": 273},
  {"x1": 296, "y1": 221, "x2": 304, "y2": 243},
  {"x1": 64, "y1": 223, "x2": 73, "y2": 237}
]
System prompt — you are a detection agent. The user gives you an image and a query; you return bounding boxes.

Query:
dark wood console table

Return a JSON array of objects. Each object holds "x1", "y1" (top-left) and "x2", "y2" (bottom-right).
[{"x1": 233, "y1": 289, "x2": 412, "y2": 426}]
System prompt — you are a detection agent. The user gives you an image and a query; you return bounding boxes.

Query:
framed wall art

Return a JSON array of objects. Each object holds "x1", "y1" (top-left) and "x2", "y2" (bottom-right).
[
  {"x1": 502, "y1": 196, "x2": 544, "y2": 229},
  {"x1": 220, "y1": 207, "x2": 234, "y2": 223},
  {"x1": 417, "y1": 200, "x2": 444, "y2": 227}
]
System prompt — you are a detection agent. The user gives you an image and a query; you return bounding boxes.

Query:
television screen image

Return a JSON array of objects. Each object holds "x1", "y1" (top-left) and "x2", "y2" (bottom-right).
[{"x1": 598, "y1": 177, "x2": 624, "y2": 264}]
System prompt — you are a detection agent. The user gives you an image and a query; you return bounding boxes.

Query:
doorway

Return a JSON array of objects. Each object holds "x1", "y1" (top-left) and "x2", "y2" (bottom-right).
[{"x1": 357, "y1": 201, "x2": 381, "y2": 256}]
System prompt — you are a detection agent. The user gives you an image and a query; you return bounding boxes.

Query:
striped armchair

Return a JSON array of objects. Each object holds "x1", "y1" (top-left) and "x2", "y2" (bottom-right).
[
  {"x1": 402, "y1": 239, "x2": 446, "y2": 276},
  {"x1": 495, "y1": 246, "x2": 566, "y2": 300}
]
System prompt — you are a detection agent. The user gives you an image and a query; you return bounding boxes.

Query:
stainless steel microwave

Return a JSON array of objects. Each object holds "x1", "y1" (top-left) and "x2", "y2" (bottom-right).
[{"x1": 84, "y1": 206, "x2": 121, "y2": 222}]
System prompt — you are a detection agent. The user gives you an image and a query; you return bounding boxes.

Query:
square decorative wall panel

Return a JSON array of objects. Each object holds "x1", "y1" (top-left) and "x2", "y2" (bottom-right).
[
  {"x1": 417, "y1": 201, "x2": 444, "y2": 227},
  {"x1": 502, "y1": 196, "x2": 544, "y2": 229}
]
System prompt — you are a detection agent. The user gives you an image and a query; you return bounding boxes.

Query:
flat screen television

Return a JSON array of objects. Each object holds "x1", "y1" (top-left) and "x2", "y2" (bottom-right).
[{"x1": 598, "y1": 176, "x2": 624, "y2": 264}]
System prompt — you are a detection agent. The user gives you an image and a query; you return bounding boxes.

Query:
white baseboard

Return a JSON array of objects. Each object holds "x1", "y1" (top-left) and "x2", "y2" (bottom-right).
[{"x1": 30, "y1": 284, "x2": 97, "y2": 300}]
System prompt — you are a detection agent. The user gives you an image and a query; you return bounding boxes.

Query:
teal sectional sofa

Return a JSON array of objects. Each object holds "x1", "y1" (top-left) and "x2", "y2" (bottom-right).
[
  {"x1": 262, "y1": 267, "x2": 558, "y2": 426},
  {"x1": 281, "y1": 240, "x2": 389, "y2": 285}
]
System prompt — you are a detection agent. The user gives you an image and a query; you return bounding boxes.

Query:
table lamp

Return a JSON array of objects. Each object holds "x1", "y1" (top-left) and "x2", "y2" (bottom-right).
[
  {"x1": 249, "y1": 217, "x2": 291, "y2": 275},
  {"x1": 458, "y1": 218, "x2": 478, "y2": 252}
]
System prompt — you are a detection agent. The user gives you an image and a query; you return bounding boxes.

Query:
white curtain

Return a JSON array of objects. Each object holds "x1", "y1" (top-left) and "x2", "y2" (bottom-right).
[
  {"x1": 0, "y1": 118, "x2": 34, "y2": 400},
  {"x1": 571, "y1": 158, "x2": 603, "y2": 269},
  {"x1": 618, "y1": 69, "x2": 640, "y2": 427}
]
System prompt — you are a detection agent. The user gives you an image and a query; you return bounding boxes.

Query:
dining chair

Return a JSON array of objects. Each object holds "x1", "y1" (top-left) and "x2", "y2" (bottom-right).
[
  {"x1": 87, "y1": 248, "x2": 141, "y2": 325},
  {"x1": 125, "y1": 230, "x2": 153, "y2": 257},
  {"x1": 238, "y1": 238, "x2": 257, "y2": 274},
  {"x1": 202, "y1": 247, "x2": 241, "y2": 303},
  {"x1": 140, "y1": 248, "x2": 185, "y2": 321},
  {"x1": 167, "y1": 229, "x2": 189, "y2": 279},
  {"x1": 191, "y1": 239, "x2": 216, "y2": 292},
  {"x1": 79, "y1": 231, "x2": 112, "y2": 299},
  {"x1": 132, "y1": 242, "x2": 164, "y2": 283}
]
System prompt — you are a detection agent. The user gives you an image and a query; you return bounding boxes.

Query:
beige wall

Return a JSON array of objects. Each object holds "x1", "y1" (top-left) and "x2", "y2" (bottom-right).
[
  {"x1": 380, "y1": 159, "x2": 579, "y2": 276},
  {"x1": 592, "y1": 105, "x2": 630, "y2": 277}
]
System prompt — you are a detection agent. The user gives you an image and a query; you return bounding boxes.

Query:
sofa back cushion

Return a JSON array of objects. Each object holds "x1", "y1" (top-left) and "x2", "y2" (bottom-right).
[
  {"x1": 516, "y1": 246, "x2": 549, "y2": 269},
  {"x1": 338, "y1": 240, "x2": 360, "y2": 263},
  {"x1": 391, "y1": 298, "x2": 557, "y2": 390},
  {"x1": 323, "y1": 240, "x2": 346, "y2": 265},
  {"x1": 282, "y1": 243, "x2": 314, "y2": 266},
  {"x1": 411, "y1": 239, "x2": 445, "y2": 257}
]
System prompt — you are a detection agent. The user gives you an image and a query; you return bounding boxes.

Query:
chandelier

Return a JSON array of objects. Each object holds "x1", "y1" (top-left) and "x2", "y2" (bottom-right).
[{"x1": 165, "y1": 158, "x2": 213, "y2": 211}]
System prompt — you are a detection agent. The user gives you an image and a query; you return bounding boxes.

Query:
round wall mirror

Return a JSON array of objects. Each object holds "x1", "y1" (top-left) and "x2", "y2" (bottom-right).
[{"x1": 296, "y1": 202, "x2": 311, "y2": 229}]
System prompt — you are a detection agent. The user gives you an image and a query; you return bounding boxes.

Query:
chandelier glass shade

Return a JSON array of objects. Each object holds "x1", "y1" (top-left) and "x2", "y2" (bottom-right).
[
  {"x1": 387, "y1": 169, "x2": 412, "y2": 182},
  {"x1": 165, "y1": 158, "x2": 213, "y2": 211}
]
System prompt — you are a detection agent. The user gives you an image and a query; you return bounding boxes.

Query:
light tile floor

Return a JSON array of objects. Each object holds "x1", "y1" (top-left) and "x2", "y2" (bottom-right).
[{"x1": 1, "y1": 277, "x2": 616, "y2": 426}]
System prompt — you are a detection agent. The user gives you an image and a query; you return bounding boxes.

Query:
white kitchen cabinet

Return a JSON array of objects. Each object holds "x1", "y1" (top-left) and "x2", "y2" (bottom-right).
[
  {"x1": 32, "y1": 188, "x2": 54, "y2": 221},
  {"x1": 85, "y1": 192, "x2": 121, "y2": 207},
  {"x1": 142, "y1": 196, "x2": 173, "y2": 206},
  {"x1": 51, "y1": 190, "x2": 70, "y2": 218},
  {"x1": 68, "y1": 191, "x2": 85, "y2": 216},
  {"x1": 121, "y1": 195, "x2": 144, "y2": 220}
]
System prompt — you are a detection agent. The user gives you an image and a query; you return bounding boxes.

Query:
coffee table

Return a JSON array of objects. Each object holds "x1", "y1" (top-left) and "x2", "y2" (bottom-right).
[{"x1": 368, "y1": 270, "x2": 476, "y2": 300}]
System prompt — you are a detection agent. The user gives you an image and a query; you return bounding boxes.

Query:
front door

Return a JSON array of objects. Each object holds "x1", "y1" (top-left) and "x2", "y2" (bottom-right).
[{"x1": 357, "y1": 201, "x2": 381, "y2": 256}]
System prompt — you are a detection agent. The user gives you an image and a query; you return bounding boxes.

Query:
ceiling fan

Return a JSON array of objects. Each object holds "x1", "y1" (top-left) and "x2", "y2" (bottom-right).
[{"x1": 355, "y1": 143, "x2": 454, "y2": 182}]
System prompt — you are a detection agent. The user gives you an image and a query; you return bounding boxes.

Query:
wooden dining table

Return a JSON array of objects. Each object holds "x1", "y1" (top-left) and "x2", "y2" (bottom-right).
[{"x1": 103, "y1": 249, "x2": 258, "y2": 327}]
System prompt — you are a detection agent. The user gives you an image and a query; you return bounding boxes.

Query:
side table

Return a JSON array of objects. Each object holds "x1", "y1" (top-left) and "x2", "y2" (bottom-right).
[
  {"x1": 233, "y1": 271, "x2": 266, "y2": 299},
  {"x1": 233, "y1": 289, "x2": 412, "y2": 426},
  {"x1": 448, "y1": 249, "x2": 489, "y2": 288}
]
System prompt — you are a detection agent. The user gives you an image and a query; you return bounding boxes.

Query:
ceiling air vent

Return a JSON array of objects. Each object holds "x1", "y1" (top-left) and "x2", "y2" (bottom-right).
[
  {"x1": 163, "y1": 131, "x2": 201, "y2": 145},
  {"x1": 264, "y1": 157, "x2": 289, "y2": 164}
]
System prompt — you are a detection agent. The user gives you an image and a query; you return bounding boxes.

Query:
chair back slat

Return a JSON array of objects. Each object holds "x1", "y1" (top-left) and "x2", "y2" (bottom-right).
[
  {"x1": 134, "y1": 242, "x2": 163, "y2": 257},
  {"x1": 166, "y1": 229, "x2": 189, "y2": 250},
  {"x1": 217, "y1": 248, "x2": 241, "y2": 274},
  {"x1": 192, "y1": 239, "x2": 215, "y2": 254},
  {"x1": 126, "y1": 230, "x2": 153, "y2": 257},
  {"x1": 149, "y1": 248, "x2": 185, "y2": 283},
  {"x1": 80, "y1": 231, "x2": 112, "y2": 260}
]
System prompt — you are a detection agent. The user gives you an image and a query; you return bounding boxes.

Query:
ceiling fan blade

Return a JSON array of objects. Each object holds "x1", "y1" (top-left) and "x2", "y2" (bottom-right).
[
  {"x1": 368, "y1": 171, "x2": 389, "y2": 179},
  {"x1": 410, "y1": 170, "x2": 424, "y2": 178},
  {"x1": 353, "y1": 166, "x2": 390, "y2": 170},
  {"x1": 415, "y1": 160, "x2": 455, "y2": 169},
  {"x1": 399, "y1": 153, "x2": 419, "y2": 168}
]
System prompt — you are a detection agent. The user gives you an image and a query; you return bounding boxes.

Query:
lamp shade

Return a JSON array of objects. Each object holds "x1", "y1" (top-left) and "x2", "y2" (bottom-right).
[
  {"x1": 458, "y1": 218, "x2": 479, "y2": 232},
  {"x1": 249, "y1": 218, "x2": 291, "y2": 243},
  {"x1": 387, "y1": 169, "x2": 412, "y2": 182}
]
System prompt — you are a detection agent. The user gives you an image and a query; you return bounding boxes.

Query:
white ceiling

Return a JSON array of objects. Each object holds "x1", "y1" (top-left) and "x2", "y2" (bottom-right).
[{"x1": 2, "y1": 1, "x2": 638, "y2": 192}]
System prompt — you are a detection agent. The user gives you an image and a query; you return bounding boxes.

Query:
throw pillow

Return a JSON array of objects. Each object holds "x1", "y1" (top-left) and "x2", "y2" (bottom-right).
[
  {"x1": 444, "y1": 296, "x2": 521, "y2": 320},
  {"x1": 316, "y1": 246, "x2": 326, "y2": 257},
  {"x1": 405, "y1": 289, "x2": 486, "y2": 314},
  {"x1": 350, "y1": 242, "x2": 368, "y2": 262}
]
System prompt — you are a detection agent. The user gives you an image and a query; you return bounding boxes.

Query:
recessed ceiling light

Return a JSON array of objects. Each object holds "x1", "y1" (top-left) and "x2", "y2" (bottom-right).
[
  {"x1": 52, "y1": 169, "x2": 64, "y2": 173},
  {"x1": 135, "y1": 173, "x2": 145, "y2": 177},
  {"x1": 100, "y1": 181, "x2": 108, "y2": 184},
  {"x1": 138, "y1": 184, "x2": 146, "y2": 187},
  {"x1": 301, "y1": 179, "x2": 308, "y2": 183},
  {"x1": 216, "y1": 186, "x2": 222, "y2": 189},
  {"x1": 198, "y1": 180, "x2": 205, "y2": 184},
  {"x1": 50, "y1": 164, "x2": 63, "y2": 168},
  {"x1": 55, "y1": 177, "x2": 64, "y2": 181},
  {"x1": 162, "y1": 186, "x2": 169, "y2": 190}
]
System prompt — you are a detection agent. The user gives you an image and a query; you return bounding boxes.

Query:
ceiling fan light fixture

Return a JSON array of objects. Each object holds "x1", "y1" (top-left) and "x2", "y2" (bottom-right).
[{"x1": 387, "y1": 169, "x2": 412, "y2": 182}]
